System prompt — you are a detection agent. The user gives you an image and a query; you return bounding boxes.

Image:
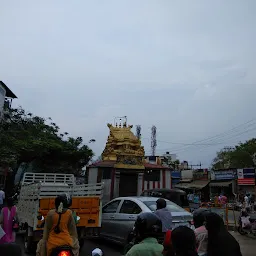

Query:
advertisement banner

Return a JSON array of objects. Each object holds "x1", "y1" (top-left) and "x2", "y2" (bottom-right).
[
  {"x1": 237, "y1": 168, "x2": 255, "y2": 185},
  {"x1": 213, "y1": 170, "x2": 236, "y2": 180}
]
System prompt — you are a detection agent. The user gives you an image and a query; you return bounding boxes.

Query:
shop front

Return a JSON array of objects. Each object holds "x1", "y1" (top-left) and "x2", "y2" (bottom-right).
[
  {"x1": 237, "y1": 168, "x2": 255, "y2": 196},
  {"x1": 210, "y1": 169, "x2": 236, "y2": 200}
]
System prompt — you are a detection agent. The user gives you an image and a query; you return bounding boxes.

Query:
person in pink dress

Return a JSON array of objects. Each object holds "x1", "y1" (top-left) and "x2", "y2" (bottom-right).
[{"x1": 0, "y1": 197, "x2": 18, "y2": 243}]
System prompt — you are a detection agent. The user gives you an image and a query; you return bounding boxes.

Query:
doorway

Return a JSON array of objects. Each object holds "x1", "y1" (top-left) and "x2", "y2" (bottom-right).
[{"x1": 119, "y1": 172, "x2": 138, "y2": 197}]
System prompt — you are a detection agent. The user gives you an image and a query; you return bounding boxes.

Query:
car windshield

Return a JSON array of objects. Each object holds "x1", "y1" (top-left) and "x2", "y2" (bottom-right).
[{"x1": 143, "y1": 200, "x2": 185, "y2": 212}]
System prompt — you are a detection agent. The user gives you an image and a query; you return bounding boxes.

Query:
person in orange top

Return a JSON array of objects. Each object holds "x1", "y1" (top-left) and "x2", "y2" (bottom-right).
[{"x1": 36, "y1": 194, "x2": 79, "y2": 256}]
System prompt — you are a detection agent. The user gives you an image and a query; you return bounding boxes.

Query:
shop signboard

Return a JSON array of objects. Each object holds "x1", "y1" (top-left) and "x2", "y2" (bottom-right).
[
  {"x1": 213, "y1": 169, "x2": 236, "y2": 180},
  {"x1": 237, "y1": 168, "x2": 255, "y2": 185}
]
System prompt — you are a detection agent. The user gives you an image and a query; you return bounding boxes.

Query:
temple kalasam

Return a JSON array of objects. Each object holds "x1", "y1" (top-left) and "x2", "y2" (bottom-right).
[{"x1": 87, "y1": 122, "x2": 171, "y2": 204}]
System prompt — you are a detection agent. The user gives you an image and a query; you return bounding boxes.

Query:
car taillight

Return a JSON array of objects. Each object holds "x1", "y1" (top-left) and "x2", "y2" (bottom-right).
[{"x1": 58, "y1": 251, "x2": 71, "y2": 256}]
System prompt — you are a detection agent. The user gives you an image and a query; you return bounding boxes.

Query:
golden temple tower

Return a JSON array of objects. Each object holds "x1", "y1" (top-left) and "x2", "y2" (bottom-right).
[{"x1": 102, "y1": 118, "x2": 145, "y2": 170}]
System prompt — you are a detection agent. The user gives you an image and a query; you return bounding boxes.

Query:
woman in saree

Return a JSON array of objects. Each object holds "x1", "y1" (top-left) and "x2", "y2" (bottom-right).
[
  {"x1": 36, "y1": 194, "x2": 79, "y2": 256},
  {"x1": 0, "y1": 197, "x2": 18, "y2": 243}
]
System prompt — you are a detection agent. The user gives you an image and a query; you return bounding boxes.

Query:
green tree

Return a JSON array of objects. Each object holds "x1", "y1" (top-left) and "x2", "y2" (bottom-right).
[
  {"x1": 212, "y1": 139, "x2": 256, "y2": 169},
  {"x1": 0, "y1": 107, "x2": 94, "y2": 175},
  {"x1": 162, "y1": 156, "x2": 180, "y2": 169}
]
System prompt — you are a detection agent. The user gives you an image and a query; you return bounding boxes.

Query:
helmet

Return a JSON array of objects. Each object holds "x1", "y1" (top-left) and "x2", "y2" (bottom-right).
[
  {"x1": 55, "y1": 193, "x2": 72, "y2": 211},
  {"x1": 193, "y1": 208, "x2": 210, "y2": 228},
  {"x1": 134, "y1": 212, "x2": 162, "y2": 239}
]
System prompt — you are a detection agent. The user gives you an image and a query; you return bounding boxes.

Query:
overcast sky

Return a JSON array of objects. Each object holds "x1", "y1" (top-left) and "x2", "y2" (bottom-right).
[{"x1": 1, "y1": 1, "x2": 256, "y2": 167}]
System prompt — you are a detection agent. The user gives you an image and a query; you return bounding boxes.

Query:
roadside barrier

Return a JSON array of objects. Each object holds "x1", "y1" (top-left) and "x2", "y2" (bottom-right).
[{"x1": 200, "y1": 202, "x2": 237, "y2": 230}]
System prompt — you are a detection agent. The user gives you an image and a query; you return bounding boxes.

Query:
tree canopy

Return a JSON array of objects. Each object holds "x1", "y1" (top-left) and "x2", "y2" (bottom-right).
[
  {"x1": 212, "y1": 138, "x2": 256, "y2": 169},
  {"x1": 0, "y1": 107, "x2": 94, "y2": 176}
]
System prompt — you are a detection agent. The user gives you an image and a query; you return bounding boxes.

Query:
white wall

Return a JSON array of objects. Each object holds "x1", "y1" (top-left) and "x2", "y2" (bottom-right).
[
  {"x1": 0, "y1": 84, "x2": 6, "y2": 117},
  {"x1": 165, "y1": 170, "x2": 171, "y2": 189},
  {"x1": 137, "y1": 173, "x2": 143, "y2": 195},
  {"x1": 102, "y1": 179, "x2": 111, "y2": 205},
  {"x1": 181, "y1": 169, "x2": 193, "y2": 180},
  {"x1": 88, "y1": 167, "x2": 98, "y2": 184}
]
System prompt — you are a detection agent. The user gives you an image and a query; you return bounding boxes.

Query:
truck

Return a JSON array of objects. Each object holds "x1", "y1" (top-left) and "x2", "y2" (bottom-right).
[{"x1": 17, "y1": 172, "x2": 104, "y2": 253}]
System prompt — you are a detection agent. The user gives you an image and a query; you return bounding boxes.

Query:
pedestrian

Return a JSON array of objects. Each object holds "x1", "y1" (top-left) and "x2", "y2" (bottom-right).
[
  {"x1": 154, "y1": 198, "x2": 173, "y2": 232},
  {"x1": 0, "y1": 197, "x2": 18, "y2": 243},
  {"x1": 0, "y1": 186, "x2": 5, "y2": 210},
  {"x1": 193, "y1": 209, "x2": 209, "y2": 255},
  {"x1": 244, "y1": 194, "x2": 249, "y2": 208},
  {"x1": 205, "y1": 212, "x2": 242, "y2": 256},
  {"x1": 163, "y1": 226, "x2": 198, "y2": 256}
]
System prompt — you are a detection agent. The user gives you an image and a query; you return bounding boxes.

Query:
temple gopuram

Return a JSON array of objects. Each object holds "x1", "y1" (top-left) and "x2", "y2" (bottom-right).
[{"x1": 87, "y1": 120, "x2": 170, "y2": 204}]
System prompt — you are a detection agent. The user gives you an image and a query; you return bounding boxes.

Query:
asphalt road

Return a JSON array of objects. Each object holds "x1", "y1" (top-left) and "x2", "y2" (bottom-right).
[
  {"x1": 16, "y1": 231, "x2": 256, "y2": 256},
  {"x1": 17, "y1": 235, "x2": 122, "y2": 256}
]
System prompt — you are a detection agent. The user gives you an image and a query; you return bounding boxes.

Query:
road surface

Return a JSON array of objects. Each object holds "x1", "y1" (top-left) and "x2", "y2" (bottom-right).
[
  {"x1": 17, "y1": 235, "x2": 122, "y2": 256},
  {"x1": 231, "y1": 231, "x2": 256, "y2": 256},
  {"x1": 18, "y1": 231, "x2": 256, "y2": 256}
]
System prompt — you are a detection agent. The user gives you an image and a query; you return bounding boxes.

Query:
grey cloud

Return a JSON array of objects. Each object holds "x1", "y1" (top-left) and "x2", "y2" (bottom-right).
[{"x1": 1, "y1": 0, "x2": 256, "y2": 166}]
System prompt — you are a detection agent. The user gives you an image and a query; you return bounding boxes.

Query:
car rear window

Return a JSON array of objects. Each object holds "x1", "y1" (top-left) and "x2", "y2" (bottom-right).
[{"x1": 143, "y1": 201, "x2": 185, "y2": 212}]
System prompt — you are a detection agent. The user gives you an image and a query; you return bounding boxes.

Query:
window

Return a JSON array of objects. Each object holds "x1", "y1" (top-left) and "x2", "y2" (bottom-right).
[
  {"x1": 120, "y1": 200, "x2": 142, "y2": 214},
  {"x1": 144, "y1": 170, "x2": 160, "y2": 181},
  {"x1": 102, "y1": 200, "x2": 121, "y2": 213},
  {"x1": 143, "y1": 200, "x2": 185, "y2": 213}
]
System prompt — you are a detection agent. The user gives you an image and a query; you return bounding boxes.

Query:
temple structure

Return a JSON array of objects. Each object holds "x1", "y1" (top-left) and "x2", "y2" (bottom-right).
[{"x1": 87, "y1": 120, "x2": 170, "y2": 204}]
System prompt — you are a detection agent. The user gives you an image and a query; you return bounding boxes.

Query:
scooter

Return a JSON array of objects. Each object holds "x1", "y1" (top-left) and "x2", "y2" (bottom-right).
[
  {"x1": 237, "y1": 209, "x2": 256, "y2": 236},
  {"x1": 50, "y1": 245, "x2": 74, "y2": 256}
]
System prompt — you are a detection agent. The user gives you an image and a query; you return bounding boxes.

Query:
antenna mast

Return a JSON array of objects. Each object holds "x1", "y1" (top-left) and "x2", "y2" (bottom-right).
[
  {"x1": 136, "y1": 125, "x2": 141, "y2": 140},
  {"x1": 151, "y1": 125, "x2": 157, "y2": 156}
]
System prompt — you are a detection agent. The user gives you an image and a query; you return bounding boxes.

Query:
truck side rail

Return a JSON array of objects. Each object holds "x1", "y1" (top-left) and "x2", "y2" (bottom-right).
[
  {"x1": 72, "y1": 183, "x2": 104, "y2": 198},
  {"x1": 19, "y1": 182, "x2": 104, "y2": 199},
  {"x1": 22, "y1": 172, "x2": 75, "y2": 186}
]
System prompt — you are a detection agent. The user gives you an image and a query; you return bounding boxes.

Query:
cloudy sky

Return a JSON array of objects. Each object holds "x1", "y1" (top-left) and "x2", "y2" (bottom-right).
[{"x1": 1, "y1": 1, "x2": 256, "y2": 167}]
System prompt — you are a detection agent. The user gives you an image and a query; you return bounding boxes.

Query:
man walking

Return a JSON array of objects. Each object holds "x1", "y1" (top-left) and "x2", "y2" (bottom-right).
[{"x1": 154, "y1": 198, "x2": 173, "y2": 232}]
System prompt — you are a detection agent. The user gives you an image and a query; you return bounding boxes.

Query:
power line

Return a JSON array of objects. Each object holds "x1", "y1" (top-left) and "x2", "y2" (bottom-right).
[{"x1": 143, "y1": 118, "x2": 256, "y2": 155}]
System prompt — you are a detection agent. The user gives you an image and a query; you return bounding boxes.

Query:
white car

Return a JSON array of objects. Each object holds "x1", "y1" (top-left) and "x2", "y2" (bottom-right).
[{"x1": 100, "y1": 196, "x2": 194, "y2": 245}]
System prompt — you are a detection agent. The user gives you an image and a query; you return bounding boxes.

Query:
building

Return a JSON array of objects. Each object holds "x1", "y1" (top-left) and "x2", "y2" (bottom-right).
[
  {"x1": 237, "y1": 168, "x2": 255, "y2": 195},
  {"x1": 87, "y1": 122, "x2": 171, "y2": 204},
  {"x1": 175, "y1": 169, "x2": 210, "y2": 201},
  {"x1": 209, "y1": 169, "x2": 237, "y2": 199},
  {"x1": 0, "y1": 81, "x2": 17, "y2": 188},
  {"x1": 0, "y1": 81, "x2": 17, "y2": 117}
]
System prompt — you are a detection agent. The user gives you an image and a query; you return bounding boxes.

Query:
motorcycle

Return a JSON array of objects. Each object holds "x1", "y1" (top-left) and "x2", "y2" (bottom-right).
[
  {"x1": 50, "y1": 245, "x2": 74, "y2": 256},
  {"x1": 237, "y1": 209, "x2": 256, "y2": 236}
]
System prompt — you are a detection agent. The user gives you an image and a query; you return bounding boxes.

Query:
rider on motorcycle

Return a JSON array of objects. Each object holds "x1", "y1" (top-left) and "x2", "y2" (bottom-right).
[
  {"x1": 193, "y1": 208, "x2": 210, "y2": 256},
  {"x1": 36, "y1": 193, "x2": 79, "y2": 256},
  {"x1": 125, "y1": 212, "x2": 163, "y2": 256}
]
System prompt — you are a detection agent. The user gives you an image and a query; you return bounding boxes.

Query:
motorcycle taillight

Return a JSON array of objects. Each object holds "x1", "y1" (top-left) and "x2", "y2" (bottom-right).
[{"x1": 58, "y1": 251, "x2": 71, "y2": 256}]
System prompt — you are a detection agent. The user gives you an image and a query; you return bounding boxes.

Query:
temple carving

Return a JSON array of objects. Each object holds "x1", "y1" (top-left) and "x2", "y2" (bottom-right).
[{"x1": 102, "y1": 123, "x2": 145, "y2": 169}]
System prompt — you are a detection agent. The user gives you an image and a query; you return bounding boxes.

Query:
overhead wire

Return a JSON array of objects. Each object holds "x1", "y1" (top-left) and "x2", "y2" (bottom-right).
[{"x1": 143, "y1": 118, "x2": 256, "y2": 155}]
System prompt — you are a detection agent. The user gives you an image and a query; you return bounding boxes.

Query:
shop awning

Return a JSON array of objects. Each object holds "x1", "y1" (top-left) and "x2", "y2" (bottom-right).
[
  {"x1": 209, "y1": 181, "x2": 233, "y2": 187},
  {"x1": 175, "y1": 180, "x2": 209, "y2": 190}
]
